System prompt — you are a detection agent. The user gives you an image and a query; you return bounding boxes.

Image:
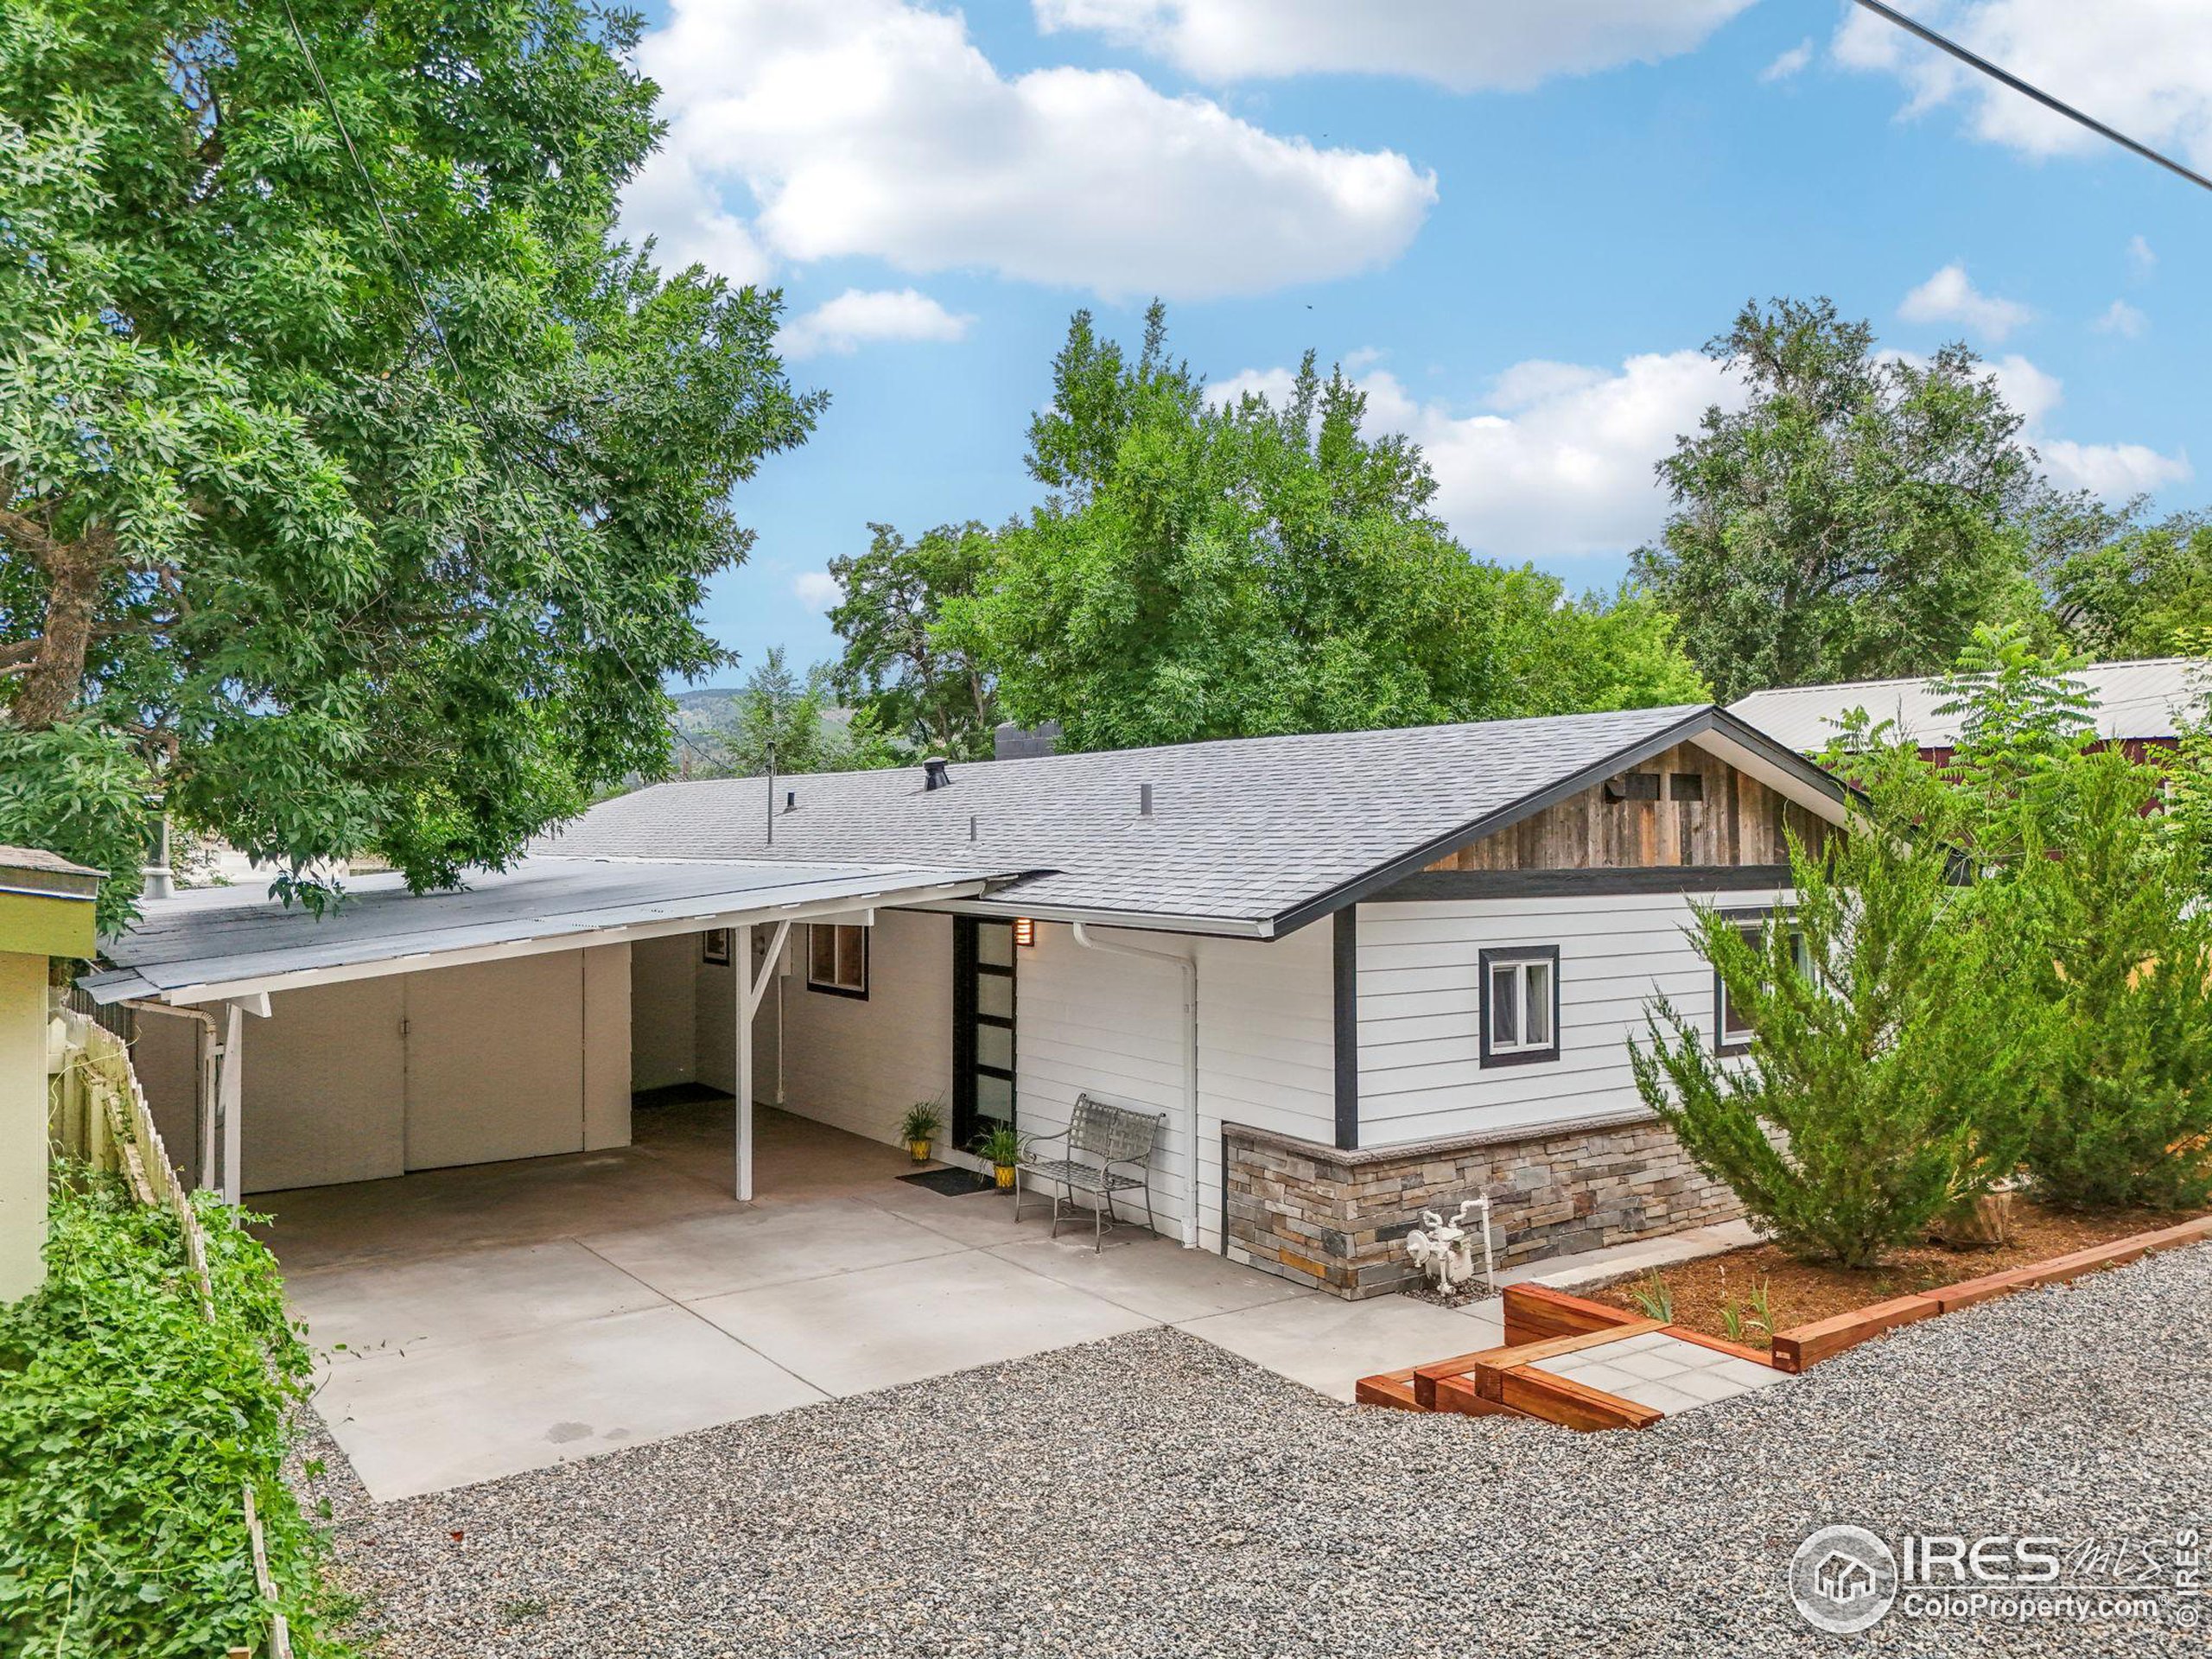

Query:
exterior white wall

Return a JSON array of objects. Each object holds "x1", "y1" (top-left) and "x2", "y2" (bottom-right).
[
  {"x1": 779, "y1": 911, "x2": 953, "y2": 1144},
  {"x1": 694, "y1": 930, "x2": 782, "y2": 1103},
  {"x1": 1352, "y1": 890, "x2": 1786, "y2": 1147},
  {"x1": 630, "y1": 932, "x2": 697, "y2": 1090},
  {"x1": 240, "y1": 944, "x2": 632, "y2": 1192},
  {"x1": 581, "y1": 944, "x2": 632, "y2": 1151},
  {"x1": 1014, "y1": 920, "x2": 1335, "y2": 1250},
  {"x1": 243, "y1": 977, "x2": 406, "y2": 1192}
]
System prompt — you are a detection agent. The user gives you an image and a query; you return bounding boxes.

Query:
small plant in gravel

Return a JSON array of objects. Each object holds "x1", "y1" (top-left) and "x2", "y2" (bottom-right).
[{"x1": 0, "y1": 1172, "x2": 359, "y2": 1657}]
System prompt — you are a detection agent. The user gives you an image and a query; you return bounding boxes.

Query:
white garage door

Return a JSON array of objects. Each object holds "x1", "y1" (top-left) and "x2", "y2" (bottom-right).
[
  {"x1": 243, "y1": 978, "x2": 407, "y2": 1192},
  {"x1": 402, "y1": 954, "x2": 587, "y2": 1170}
]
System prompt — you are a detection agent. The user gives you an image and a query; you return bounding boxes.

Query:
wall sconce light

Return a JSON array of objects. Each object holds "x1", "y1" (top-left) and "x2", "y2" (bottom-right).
[{"x1": 1012, "y1": 917, "x2": 1035, "y2": 948}]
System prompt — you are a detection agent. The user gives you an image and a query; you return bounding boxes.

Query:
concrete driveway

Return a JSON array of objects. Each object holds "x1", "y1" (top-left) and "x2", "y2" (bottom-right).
[{"x1": 269, "y1": 1100, "x2": 1507, "y2": 1499}]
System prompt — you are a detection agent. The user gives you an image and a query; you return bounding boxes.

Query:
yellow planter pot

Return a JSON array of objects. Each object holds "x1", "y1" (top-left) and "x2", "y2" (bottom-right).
[
  {"x1": 908, "y1": 1139, "x2": 931, "y2": 1165},
  {"x1": 994, "y1": 1164, "x2": 1016, "y2": 1191}
]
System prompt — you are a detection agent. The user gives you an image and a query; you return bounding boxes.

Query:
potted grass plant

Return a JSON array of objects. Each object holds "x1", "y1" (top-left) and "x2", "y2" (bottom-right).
[
  {"x1": 899, "y1": 1101, "x2": 944, "y2": 1165},
  {"x1": 973, "y1": 1124, "x2": 1026, "y2": 1191}
]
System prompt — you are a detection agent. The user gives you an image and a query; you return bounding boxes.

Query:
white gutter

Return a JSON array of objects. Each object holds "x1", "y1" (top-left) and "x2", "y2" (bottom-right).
[
  {"x1": 1071, "y1": 921, "x2": 1201, "y2": 1250},
  {"x1": 937, "y1": 896, "x2": 1273, "y2": 940}
]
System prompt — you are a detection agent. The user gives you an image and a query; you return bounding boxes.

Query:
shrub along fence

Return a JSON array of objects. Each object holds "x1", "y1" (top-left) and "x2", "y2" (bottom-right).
[{"x1": 36, "y1": 1007, "x2": 306, "y2": 1659}]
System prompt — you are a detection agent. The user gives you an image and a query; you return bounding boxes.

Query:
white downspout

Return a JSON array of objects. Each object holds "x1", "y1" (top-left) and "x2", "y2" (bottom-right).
[{"x1": 1071, "y1": 922, "x2": 1199, "y2": 1249}]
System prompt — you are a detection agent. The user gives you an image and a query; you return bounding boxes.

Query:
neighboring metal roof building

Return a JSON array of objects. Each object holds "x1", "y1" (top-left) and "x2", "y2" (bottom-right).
[
  {"x1": 535, "y1": 703, "x2": 1849, "y2": 937},
  {"x1": 1728, "y1": 658, "x2": 2204, "y2": 755},
  {"x1": 86, "y1": 858, "x2": 1002, "y2": 1006}
]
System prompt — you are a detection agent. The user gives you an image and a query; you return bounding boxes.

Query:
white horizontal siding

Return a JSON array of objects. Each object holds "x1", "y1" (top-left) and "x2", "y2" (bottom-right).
[
  {"x1": 1015, "y1": 920, "x2": 1334, "y2": 1250},
  {"x1": 779, "y1": 909, "x2": 955, "y2": 1146},
  {"x1": 1354, "y1": 890, "x2": 1787, "y2": 1147}
]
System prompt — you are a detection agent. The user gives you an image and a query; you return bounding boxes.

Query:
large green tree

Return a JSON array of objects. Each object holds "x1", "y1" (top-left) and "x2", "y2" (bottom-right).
[
  {"x1": 0, "y1": 1, "x2": 820, "y2": 924},
  {"x1": 828, "y1": 522, "x2": 999, "y2": 760},
  {"x1": 945, "y1": 306, "x2": 1705, "y2": 753},
  {"x1": 2044, "y1": 506, "x2": 2212, "y2": 660},
  {"x1": 1633, "y1": 297, "x2": 2050, "y2": 702}
]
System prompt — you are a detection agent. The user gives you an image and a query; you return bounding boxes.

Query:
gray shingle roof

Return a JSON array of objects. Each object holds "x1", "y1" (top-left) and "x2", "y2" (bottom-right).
[{"x1": 535, "y1": 704, "x2": 1748, "y2": 932}]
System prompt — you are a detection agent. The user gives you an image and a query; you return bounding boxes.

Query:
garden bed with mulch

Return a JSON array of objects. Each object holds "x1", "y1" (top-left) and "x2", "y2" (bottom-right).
[{"x1": 1584, "y1": 1199, "x2": 2211, "y2": 1349}]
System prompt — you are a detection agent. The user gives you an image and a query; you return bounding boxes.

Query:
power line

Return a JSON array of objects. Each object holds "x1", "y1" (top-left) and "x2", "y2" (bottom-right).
[
  {"x1": 1851, "y1": 0, "x2": 2212, "y2": 197},
  {"x1": 274, "y1": 0, "x2": 723, "y2": 772}
]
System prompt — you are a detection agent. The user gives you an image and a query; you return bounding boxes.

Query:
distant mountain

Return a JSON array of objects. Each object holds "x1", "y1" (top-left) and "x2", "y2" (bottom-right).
[{"x1": 664, "y1": 687, "x2": 862, "y2": 779}]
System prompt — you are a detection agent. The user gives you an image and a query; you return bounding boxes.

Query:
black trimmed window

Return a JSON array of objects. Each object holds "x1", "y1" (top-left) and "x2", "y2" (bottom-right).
[
  {"x1": 1479, "y1": 945, "x2": 1560, "y2": 1067},
  {"x1": 1714, "y1": 907, "x2": 1809, "y2": 1055},
  {"x1": 807, "y1": 922, "x2": 868, "y2": 999}
]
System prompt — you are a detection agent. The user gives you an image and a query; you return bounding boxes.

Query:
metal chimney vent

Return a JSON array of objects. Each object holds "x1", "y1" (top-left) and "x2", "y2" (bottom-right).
[
  {"x1": 1139, "y1": 783, "x2": 1154, "y2": 817},
  {"x1": 923, "y1": 756, "x2": 951, "y2": 791}
]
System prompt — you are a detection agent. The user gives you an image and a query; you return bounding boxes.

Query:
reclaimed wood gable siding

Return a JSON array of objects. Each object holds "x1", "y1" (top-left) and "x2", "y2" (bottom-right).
[{"x1": 1428, "y1": 744, "x2": 1829, "y2": 873}]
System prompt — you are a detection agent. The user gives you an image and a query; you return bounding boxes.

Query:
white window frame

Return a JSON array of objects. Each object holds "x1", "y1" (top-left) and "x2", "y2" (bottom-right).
[{"x1": 1479, "y1": 945, "x2": 1560, "y2": 1067}]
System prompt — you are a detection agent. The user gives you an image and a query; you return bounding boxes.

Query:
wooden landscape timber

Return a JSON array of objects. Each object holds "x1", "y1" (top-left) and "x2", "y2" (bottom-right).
[
  {"x1": 1770, "y1": 1211, "x2": 2212, "y2": 1370},
  {"x1": 1359, "y1": 1214, "x2": 2212, "y2": 1427}
]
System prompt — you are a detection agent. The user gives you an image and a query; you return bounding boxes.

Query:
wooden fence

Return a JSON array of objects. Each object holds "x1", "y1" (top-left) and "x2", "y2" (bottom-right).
[{"x1": 48, "y1": 1008, "x2": 295, "y2": 1659}]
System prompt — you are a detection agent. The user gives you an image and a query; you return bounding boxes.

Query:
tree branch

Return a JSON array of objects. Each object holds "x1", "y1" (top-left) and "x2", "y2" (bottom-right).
[{"x1": 0, "y1": 504, "x2": 58, "y2": 562}]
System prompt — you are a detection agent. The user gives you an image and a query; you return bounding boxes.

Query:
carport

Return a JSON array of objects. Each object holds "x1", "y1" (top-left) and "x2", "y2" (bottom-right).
[{"x1": 82, "y1": 857, "x2": 1002, "y2": 1204}]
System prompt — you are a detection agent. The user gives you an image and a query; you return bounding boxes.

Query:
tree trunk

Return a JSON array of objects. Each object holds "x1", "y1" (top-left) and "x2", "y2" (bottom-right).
[{"x1": 10, "y1": 539, "x2": 108, "y2": 730}]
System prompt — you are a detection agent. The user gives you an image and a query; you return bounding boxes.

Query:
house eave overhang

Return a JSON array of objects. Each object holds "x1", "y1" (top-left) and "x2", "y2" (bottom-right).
[{"x1": 83, "y1": 869, "x2": 1003, "y2": 1007}]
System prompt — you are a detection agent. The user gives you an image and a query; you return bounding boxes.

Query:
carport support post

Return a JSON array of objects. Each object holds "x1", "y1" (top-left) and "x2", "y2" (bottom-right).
[
  {"x1": 730, "y1": 918, "x2": 791, "y2": 1203},
  {"x1": 218, "y1": 1001, "x2": 244, "y2": 1205},
  {"x1": 734, "y1": 922, "x2": 753, "y2": 1201},
  {"x1": 211, "y1": 993, "x2": 270, "y2": 1205}
]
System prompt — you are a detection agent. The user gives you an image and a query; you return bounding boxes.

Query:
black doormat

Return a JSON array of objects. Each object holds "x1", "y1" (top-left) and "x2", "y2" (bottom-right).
[{"x1": 897, "y1": 1166, "x2": 1001, "y2": 1197}]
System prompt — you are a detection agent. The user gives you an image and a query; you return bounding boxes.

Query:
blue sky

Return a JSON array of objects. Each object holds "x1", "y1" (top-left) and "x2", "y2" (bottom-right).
[{"x1": 621, "y1": 2, "x2": 2212, "y2": 689}]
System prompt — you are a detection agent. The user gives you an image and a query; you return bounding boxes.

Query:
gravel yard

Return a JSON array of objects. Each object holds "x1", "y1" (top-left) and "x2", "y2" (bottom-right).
[{"x1": 306, "y1": 1244, "x2": 2212, "y2": 1658}]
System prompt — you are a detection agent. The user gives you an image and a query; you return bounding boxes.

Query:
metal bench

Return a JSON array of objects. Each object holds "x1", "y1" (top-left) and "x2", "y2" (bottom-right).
[{"x1": 1013, "y1": 1096, "x2": 1166, "y2": 1250}]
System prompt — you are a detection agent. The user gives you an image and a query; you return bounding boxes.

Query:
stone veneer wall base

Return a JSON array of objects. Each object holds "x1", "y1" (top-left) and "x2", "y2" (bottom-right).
[{"x1": 1223, "y1": 1113, "x2": 1742, "y2": 1300}]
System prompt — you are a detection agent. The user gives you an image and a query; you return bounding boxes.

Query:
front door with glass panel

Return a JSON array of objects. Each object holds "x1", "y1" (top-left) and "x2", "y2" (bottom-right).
[{"x1": 952, "y1": 918, "x2": 1016, "y2": 1147}]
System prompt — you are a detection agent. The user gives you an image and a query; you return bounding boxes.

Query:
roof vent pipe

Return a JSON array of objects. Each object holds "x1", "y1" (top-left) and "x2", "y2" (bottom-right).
[
  {"x1": 923, "y1": 757, "x2": 950, "y2": 791},
  {"x1": 142, "y1": 816, "x2": 175, "y2": 903},
  {"x1": 785, "y1": 790, "x2": 796, "y2": 812},
  {"x1": 968, "y1": 814, "x2": 978, "y2": 842},
  {"x1": 1139, "y1": 783, "x2": 1154, "y2": 817}
]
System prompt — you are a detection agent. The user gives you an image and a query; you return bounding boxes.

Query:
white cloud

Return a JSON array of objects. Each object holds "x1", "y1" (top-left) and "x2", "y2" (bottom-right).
[
  {"x1": 792, "y1": 570, "x2": 843, "y2": 608},
  {"x1": 2037, "y1": 438, "x2": 2191, "y2": 496},
  {"x1": 2092, "y1": 298, "x2": 2148, "y2": 338},
  {"x1": 620, "y1": 149, "x2": 774, "y2": 286},
  {"x1": 779, "y1": 288, "x2": 973, "y2": 359},
  {"x1": 1761, "y1": 39, "x2": 1815, "y2": 82},
  {"x1": 1035, "y1": 0, "x2": 1756, "y2": 92},
  {"x1": 1898, "y1": 263, "x2": 2034, "y2": 342},
  {"x1": 2128, "y1": 233, "x2": 2157, "y2": 272},
  {"x1": 1834, "y1": 1, "x2": 2212, "y2": 170},
  {"x1": 1214, "y1": 341, "x2": 2190, "y2": 559},
  {"x1": 1215, "y1": 351, "x2": 1743, "y2": 562},
  {"x1": 627, "y1": 0, "x2": 1436, "y2": 301}
]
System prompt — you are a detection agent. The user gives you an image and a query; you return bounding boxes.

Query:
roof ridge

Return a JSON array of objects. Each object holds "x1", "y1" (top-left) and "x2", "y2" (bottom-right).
[{"x1": 626, "y1": 702, "x2": 1713, "y2": 791}]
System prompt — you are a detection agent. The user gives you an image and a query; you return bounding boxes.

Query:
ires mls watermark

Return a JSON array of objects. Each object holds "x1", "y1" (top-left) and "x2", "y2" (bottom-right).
[{"x1": 1789, "y1": 1522, "x2": 2203, "y2": 1635}]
